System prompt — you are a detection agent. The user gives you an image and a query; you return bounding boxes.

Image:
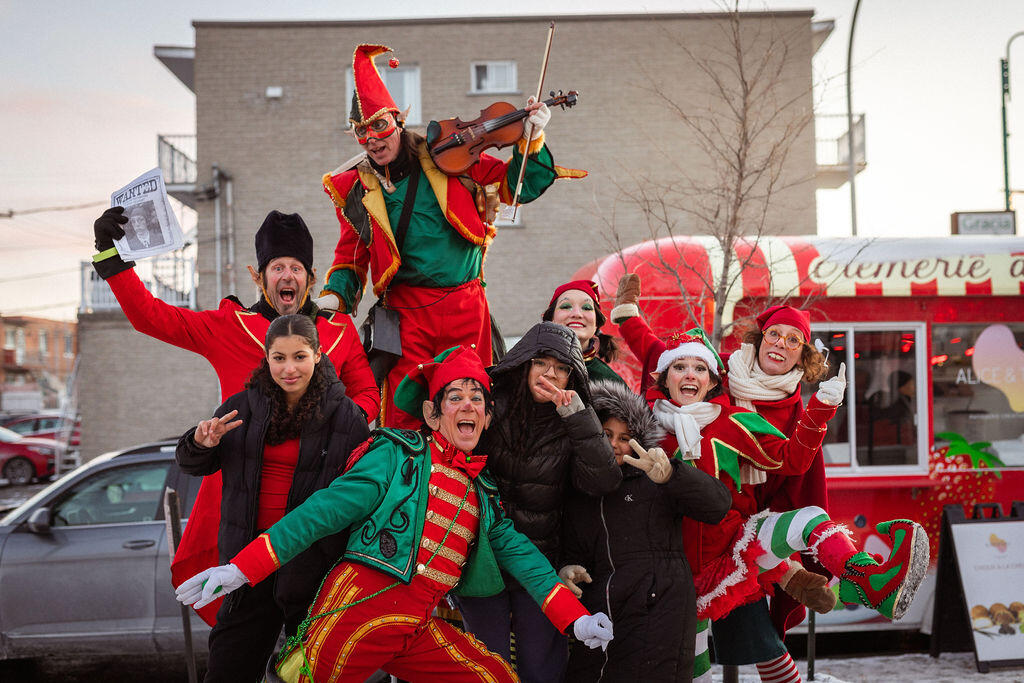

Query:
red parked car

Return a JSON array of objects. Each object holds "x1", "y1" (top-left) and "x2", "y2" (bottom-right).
[
  {"x1": 0, "y1": 412, "x2": 80, "y2": 448},
  {"x1": 0, "y1": 426, "x2": 56, "y2": 485}
]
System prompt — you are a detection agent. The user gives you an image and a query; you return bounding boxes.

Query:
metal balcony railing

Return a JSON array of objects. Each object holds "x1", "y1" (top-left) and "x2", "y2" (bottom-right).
[
  {"x1": 80, "y1": 249, "x2": 197, "y2": 313},
  {"x1": 158, "y1": 134, "x2": 197, "y2": 185},
  {"x1": 816, "y1": 114, "x2": 866, "y2": 168}
]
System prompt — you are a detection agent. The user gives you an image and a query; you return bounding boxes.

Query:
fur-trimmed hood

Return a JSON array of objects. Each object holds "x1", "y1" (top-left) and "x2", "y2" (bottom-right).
[{"x1": 589, "y1": 379, "x2": 664, "y2": 450}]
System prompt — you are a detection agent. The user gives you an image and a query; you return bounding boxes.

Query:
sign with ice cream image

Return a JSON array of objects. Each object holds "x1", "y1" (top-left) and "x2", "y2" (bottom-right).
[
  {"x1": 972, "y1": 324, "x2": 1024, "y2": 413},
  {"x1": 951, "y1": 519, "x2": 1024, "y2": 665}
]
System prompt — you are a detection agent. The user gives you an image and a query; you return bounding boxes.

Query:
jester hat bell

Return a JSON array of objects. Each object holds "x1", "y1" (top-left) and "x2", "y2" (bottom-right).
[
  {"x1": 393, "y1": 345, "x2": 491, "y2": 418},
  {"x1": 349, "y1": 44, "x2": 401, "y2": 127}
]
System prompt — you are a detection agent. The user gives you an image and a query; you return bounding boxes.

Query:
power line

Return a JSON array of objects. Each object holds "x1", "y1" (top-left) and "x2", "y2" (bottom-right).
[
  {"x1": 0, "y1": 266, "x2": 82, "y2": 284},
  {"x1": 0, "y1": 200, "x2": 108, "y2": 219},
  {"x1": 0, "y1": 301, "x2": 79, "y2": 315}
]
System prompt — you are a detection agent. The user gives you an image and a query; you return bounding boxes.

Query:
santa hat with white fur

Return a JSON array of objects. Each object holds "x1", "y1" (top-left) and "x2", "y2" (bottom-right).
[{"x1": 655, "y1": 328, "x2": 724, "y2": 375}]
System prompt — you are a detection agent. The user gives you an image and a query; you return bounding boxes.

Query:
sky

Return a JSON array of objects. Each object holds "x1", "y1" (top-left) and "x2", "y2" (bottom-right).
[{"x1": 3, "y1": 0, "x2": 1024, "y2": 321}]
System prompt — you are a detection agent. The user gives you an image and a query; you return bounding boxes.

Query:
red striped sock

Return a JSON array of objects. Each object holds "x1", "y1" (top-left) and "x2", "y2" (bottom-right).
[{"x1": 756, "y1": 652, "x2": 802, "y2": 683}]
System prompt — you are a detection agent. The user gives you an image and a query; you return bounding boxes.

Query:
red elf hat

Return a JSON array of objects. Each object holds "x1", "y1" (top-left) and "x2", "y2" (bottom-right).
[
  {"x1": 547, "y1": 280, "x2": 600, "y2": 309},
  {"x1": 349, "y1": 44, "x2": 401, "y2": 127},
  {"x1": 756, "y1": 305, "x2": 811, "y2": 344},
  {"x1": 393, "y1": 345, "x2": 490, "y2": 418}
]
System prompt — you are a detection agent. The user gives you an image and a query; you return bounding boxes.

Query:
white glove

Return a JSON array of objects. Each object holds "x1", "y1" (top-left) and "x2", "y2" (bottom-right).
[
  {"x1": 558, "y1": 564, "x2": 592, "y2": 598},
  {"x1": 624, "y1": 440, "x2": 673, "y2": 484},
  {"x1": 175, "y1": 563, "x2": 249, "y2": 609},
  {"x1": 525, "y1": 96, "x2": 550, "y2": 140},
  {"x1": 312, "y1": 293, "x2": 340, "y2": 311},
  {"x1": 815, "y1": 361, "x2": 847, "y2": 406},
  {"x1": 573, "y1": 612, "x2": 614, "y2": 650}
]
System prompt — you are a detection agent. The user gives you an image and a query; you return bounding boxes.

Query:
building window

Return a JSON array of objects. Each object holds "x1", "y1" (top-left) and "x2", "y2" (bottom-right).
[
  {"x1": 14, "y1": 328, "x2": 25, "y2": 365},
  {"x1": 802, "y1": 323, "x2": 927, "y2": 472},
  {"x1": 470, "y1": 61, "x2": 518, "y2": 94},
  {"x1": 38, "y1": 330, "x2": 48, "y2": 356},
  {"x1": 64, "y1": 332, "x2": 74, "y2": 358},
  {"x1": 345, "y1": 66, "x2": 421, "y2": 127},
  {"x1": 3, "y1": 329, "x2": 13, "y2": 349}
]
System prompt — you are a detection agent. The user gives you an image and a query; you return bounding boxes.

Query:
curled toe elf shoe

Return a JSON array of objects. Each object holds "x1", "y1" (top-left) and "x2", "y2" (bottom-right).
[
  {"x1": 781, "y1": 567, "x2": 837, "y2": 615},
  {"x1": 838, "y1": 519, "x2": 929, "y2": 620}
]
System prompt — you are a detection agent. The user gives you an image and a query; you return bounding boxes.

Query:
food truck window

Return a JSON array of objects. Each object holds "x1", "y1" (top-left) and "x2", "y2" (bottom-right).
[
  {"x1": 932, "y1": 323, "x2": 1024, "y2": 468},
  {"x1": 803, "y1": 324, "x2": 927, "y2": 472}
]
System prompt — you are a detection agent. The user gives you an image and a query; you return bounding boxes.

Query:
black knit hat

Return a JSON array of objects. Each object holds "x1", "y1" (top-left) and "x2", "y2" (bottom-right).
[{"x1": 255, "y1": 211, "x2": 314, "y2": 272}]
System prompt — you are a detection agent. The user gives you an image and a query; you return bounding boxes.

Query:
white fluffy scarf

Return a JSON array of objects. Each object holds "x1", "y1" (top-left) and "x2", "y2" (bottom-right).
[
  {"x1": 651, "y1": 399, "x2": 719, "y2": 460},
  {"x1": 727, "y1": 342, "x2": 804, "y2": 485},
  {"x1": 727, "y1": 343, "x2": 803, "y2": 409}
]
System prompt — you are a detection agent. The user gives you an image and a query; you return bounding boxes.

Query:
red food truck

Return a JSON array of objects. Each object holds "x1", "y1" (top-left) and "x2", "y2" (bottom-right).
[{"x1": 575, "y1": 235, "x2": 1024, "y2": 632}]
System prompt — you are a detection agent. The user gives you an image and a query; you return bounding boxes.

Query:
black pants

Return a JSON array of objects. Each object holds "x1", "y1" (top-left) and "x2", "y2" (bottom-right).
[{"x1": 205, "y1": 577, "x2": 301, "y2": 683}]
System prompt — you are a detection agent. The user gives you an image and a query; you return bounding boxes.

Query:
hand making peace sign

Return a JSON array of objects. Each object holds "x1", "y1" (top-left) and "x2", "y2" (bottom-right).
[
  {"x1": 534, "y1": 374, "x2": 576, "y2": 408},
  {"x1": 624, "y1": 439, "x2": 673, "y2": 484},
  {"x1": 194, "y1": 410, "x2": 244, "y2": 448}
]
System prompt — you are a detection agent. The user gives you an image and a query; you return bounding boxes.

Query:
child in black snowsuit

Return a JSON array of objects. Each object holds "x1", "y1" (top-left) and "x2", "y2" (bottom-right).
[{"x1": 561, "y1": 380, "x2": 732, "y2": 682}]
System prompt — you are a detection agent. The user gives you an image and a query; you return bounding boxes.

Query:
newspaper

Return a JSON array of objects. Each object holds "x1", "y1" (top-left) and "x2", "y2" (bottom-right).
[{"x1": 109, "y1": 167, "x2": 184, "y2": 260}]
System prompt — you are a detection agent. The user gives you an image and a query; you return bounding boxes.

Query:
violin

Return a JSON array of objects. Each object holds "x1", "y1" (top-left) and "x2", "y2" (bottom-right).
[{"x1": 426, "y1": 90, "x2": 579, "y2": 175}]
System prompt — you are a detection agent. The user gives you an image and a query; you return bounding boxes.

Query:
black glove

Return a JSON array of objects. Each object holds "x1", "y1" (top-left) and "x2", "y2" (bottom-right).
[{"x1": 94, "y1": 206, "x2": 127, "y2": 251}]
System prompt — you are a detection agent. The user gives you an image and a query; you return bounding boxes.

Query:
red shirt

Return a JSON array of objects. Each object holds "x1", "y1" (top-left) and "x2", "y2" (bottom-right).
[{"x1": 257, "y1": 439, "x2": 300, "y2": 530}]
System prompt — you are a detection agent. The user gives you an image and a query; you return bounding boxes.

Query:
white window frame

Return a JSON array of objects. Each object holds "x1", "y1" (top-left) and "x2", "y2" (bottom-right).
[
  {"x1": 469, "y1": 61, "x2": 519, "y2": 95},
  {"x1": 812, "y1": 321, "x2": 930, "y2": 478},
  {"x1": 38, "y1": 329, "x2": 48, "y2": 356},
  {"x1": 345, "y1": 66, "x2": 422, "y2": 127}
]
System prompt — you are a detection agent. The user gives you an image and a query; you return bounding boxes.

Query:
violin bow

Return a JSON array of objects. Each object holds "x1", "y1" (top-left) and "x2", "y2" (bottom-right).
[{"x1": 511, "y1": 21, "x2": 555, "y2": 218}]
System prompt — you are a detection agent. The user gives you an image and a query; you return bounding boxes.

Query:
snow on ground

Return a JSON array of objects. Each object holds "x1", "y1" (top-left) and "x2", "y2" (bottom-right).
[{"x1": 711, "y1": 653, "x2": 1024, "y2": 682}]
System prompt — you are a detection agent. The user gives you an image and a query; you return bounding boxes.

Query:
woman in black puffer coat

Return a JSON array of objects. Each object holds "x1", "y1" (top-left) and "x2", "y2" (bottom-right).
[
  {"x1": 456, "y1": 321, "x2": 621, "y2": 683},
  {"x1": 176, "y1": 315, "x2": 369, "y2": 682},
  {"x1": 561, "y1": 380, "x2": 731, "y2": 683}
]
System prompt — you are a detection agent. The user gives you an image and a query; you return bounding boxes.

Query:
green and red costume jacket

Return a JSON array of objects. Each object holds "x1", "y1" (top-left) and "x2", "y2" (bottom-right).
[
  {"x1": 233, "y1": 428, "x2": 588, "y2": 634},
  {"x1": 321, "y1": 137, "x2": 584, "y2": 311},
  {"x1": 91, "y1": 260, "x2": 380, "y2": 625},
  {"x1": 647, "y1": 390, "x2": 836, "y2": 616}
]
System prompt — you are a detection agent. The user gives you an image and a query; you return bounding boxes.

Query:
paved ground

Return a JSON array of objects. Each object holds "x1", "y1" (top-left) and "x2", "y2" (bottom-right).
[{"x1": 712, "y1": 652, "x2": 1024, "y2": 682}]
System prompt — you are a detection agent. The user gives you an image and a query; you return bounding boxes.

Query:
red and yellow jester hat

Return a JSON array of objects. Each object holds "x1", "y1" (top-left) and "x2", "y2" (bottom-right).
[{"x1": 349, "y1": 44, "x2": 401, "y2": 127}]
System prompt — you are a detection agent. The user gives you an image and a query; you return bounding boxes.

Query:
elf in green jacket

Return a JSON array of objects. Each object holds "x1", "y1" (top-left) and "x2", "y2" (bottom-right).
[{"x1": 177, "y1": 345, "x2": 613, "y2": 682}]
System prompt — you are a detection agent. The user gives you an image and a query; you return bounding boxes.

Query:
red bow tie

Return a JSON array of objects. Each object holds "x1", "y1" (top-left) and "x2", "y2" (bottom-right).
[{"x1": 431, "y1": 432, "x2": 487, "y2": 479}]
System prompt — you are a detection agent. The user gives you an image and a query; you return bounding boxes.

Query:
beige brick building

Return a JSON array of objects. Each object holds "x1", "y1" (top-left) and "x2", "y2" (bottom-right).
[
  {"x1": 77, "y1": 10, "x2": 848, "y2": 459},
  {"x1": 189, "y1": 11, "x2": 829, "y2": 332}
]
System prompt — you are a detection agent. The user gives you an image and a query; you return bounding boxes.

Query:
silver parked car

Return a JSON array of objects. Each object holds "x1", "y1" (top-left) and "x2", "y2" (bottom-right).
[{"x1": 0, "y1": 440, "x2": 209, "y2": 666}]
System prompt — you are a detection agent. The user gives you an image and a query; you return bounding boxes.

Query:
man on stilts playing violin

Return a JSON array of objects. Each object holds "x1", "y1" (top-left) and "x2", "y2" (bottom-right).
[{"x1": 316, "y1": 43, "x2": 585, "y2": 428}]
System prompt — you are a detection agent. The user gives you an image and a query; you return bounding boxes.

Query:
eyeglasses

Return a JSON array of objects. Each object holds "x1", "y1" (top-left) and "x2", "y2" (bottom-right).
[
  {"x1": 530, "y1": 357, "x2": 571, "y2": 379},
  {"x1": 763, "y1": 327, "x2": 805, "y2": 350},
  {"x1": 354, "y1": 118, "x2": 393, "y2": 139}
]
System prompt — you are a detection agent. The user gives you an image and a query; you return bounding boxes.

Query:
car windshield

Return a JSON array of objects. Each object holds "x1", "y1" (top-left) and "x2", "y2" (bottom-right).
[{"x1": 0, "y1": 426, "x2": 23, "y2": 443}]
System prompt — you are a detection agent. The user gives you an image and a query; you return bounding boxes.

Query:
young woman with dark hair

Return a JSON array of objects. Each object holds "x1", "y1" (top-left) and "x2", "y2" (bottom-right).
[
  {"x1": 175, "y1": 314, "x2": 370, "y2": 682},
  {"x1": 455, "y1": 321, "x2": 622, "y2": 683}
]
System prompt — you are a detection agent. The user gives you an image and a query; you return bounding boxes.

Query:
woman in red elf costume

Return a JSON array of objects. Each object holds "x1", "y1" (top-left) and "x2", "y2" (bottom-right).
[{"x1": 643, "y1": 328, "x2": 929, "y2": 681}]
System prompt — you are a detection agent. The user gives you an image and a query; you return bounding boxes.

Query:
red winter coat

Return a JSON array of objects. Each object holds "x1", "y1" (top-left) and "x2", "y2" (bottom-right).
[
  {"x1": 104, "y1": 268, "x2": 379, "y2": 624},
  {"x1": 719, "y1": 354, "x2": 831, "y2": 635},
  {"x1": 618, "y1": 314, "x2": 665, "y2": 397}
]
